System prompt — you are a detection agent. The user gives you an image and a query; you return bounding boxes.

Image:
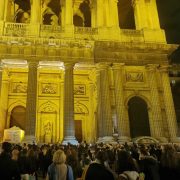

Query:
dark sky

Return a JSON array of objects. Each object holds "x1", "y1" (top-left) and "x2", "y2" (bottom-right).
[{"x1": 156, "y1": 0, "x2": 180, "y2": 63}]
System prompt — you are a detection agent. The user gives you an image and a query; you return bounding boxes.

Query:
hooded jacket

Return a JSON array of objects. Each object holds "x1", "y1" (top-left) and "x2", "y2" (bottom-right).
[{"x1": 139, "y1": 156, "x2": 160, "y2": 180}]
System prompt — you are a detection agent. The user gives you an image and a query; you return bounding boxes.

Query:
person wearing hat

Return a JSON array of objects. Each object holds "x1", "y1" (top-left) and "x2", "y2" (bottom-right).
[{"x1": 0, "y1": 142, "x2": 21, "y2": 180}]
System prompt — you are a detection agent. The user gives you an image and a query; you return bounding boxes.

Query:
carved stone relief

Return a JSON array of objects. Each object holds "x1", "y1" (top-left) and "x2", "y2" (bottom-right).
[
  {"x1": 12, "y1": 83, "x2": 27, "y2": 93},
  {"x1": 42, "y1": 83, "x2": 57, "y2": 94},
  {"x1": 74, "y1": 85, "x2": 85, "y2": 95},
  {"x1": 126, "y1": 71, "x2": 143, "y2": 82}
]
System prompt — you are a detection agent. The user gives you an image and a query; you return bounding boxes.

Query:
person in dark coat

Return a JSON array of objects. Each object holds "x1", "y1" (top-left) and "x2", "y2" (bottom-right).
[
  {"x1": 139, "y1": 149, "x2": 160, "y2": 180},
  {"x1": 159, "y1": 145, "x2": 180, "y2": 180},
  {"x1": 0, "y1": 142, "x2": 21, "y2": 180},
  {"x1": 66, "y1": 154, "x2": 83, "y2": 179},
  {"x1": 17, "y1": 148, "x2": 32, "y2": 179},
  {"x1": 85, "y1": 151, "x2": 114, "y2": 180}
]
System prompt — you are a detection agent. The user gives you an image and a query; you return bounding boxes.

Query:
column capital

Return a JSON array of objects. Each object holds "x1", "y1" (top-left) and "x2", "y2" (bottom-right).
[
  {"x1": 112, "y1": 63, "x2": 125, "y2": 70},
  {"x1": 27, "y1": 61, "x2": 39, "y2": 67},
  {"x1": 96, "y1": 63, "x2": 110, "y2": 70},
  {"x1": 63, "y1": 63, "x2": 75, "y2": 69},
  {"x1": 159, "y1": 65, "x2": 171, "y2": 73},
  {"x1": 146, "y1": 64, "x2": 159, "y2": 72}
]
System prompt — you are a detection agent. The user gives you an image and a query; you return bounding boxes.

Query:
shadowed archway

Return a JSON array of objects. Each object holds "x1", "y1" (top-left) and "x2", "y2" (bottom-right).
[
  {"x1": 10, "y1": 106, "x2": 26, "y2": 130},
  {"x1": 128, "y1": 97, "x2": 151, "y2": 138}
]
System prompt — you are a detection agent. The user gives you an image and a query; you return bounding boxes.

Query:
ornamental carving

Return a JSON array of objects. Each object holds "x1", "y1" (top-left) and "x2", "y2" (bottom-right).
[
  {"x1": 12, "y1": 83, "x2": 27, "y2": 93},
  {"x1": 42, "y1": 84, "x2": 57, "y2": 94},
  {"x1": 126, "y1": 72, "x2": 143, "y2": 82},
  {"x1": 74, "y1": 107, "x2": 85, "y2": 114},
  {"x1": 42, "y1": 106, "x2": 56, "y2": 113},
  {"x1": 74, "y1": 85, "x2": 85, "y2": 95}
]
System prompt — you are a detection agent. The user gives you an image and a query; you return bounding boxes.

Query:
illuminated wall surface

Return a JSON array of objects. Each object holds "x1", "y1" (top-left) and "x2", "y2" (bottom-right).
[{"x1": 0, "y1": 0, "x2": 179, "y2": 144}]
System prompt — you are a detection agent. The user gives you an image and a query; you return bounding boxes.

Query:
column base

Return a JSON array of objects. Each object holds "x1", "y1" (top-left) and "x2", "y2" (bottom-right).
[
  {"x1": 21, "y1": 135, "x2": 37, "y2": 144},
  {"x1": 62, "y1": 136, "x2": 79, "y2": 145},
  {"x1": 169, "y1": 137, "x2": 180, "y2": 143},
  {"x1": 155, "y1": 137, "x2": 168, "y2": 143},
  {"x1": 102, "y1": 136, "x2": 116, "y2": 145},
  {"x1": 117, "y1": 136, "x2": 131, "y2": 143},
  {"x1": 96, "y1": 137, "x2": 103, "y2": 144}
]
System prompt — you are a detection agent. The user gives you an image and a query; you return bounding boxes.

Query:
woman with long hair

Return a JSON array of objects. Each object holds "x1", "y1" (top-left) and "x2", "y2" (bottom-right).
[
  {"x1": 159, "y1": 144, "x2": 180, "y2": 180},
  {"x1": 85, "y1": 151, "x2": 114, "y2": 180},
  {"x1": 117, "y1": 151, "x2": 144, "y2": 180}
]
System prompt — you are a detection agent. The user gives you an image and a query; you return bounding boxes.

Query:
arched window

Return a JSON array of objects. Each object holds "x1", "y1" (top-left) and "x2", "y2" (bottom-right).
[
  {"x1": 10, "y1": 106, "x2": 26, "y2": 130},
  {"x1": 73, "y1": 15, "x2": 84, "y2": 27},
  {"x1": 117, "y1": 0, "x2": 136, "y2": 29},
  {"x1": 128, "y1": 97, "x2": 151, "y2": 138},
  {"x1": 42, "y1": 0, "x2": 61, "y2": 25},
  {"x1": 14, "y1": 0, "x2": 31, "y2": 23}
]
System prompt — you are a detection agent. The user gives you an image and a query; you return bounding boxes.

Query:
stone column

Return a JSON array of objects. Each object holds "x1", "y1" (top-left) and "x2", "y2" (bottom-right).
[
  {"x1": 62, "y1": 63, "x2": 78, "y2": 145},
  {"x1": 96, "y1": 0, "x2": 104, "y2": 27},
  {"x1": 133, "y1": 0, "x2": 148, "y2": 30},
  {"x1": 65, "y1": 0, "x2": 73, "y2": 25},
  {"x1": 146, "y1": 64, "x2": 167, "y2": 142},
  {"x1": 4, "y1": 0, "x2": 13, "y2": 22},
  {"x1": 112, "y1": 63, "x2": 131, "y2": 142},
  {"x1": 96, "y1": 70, "x2": 103, "y2": 142},
  {"x1": 0, "y1": 0, "x2": 6, "y2": 21},
  {"x1": 149, "y1": 0, "x2": 160, "y2": 29},
  {"x1": 109, "y1": 0, "x2": 119, "y2": 27},
  {"x1": 60, "y1": 1, "x2": 65, "y2": 26},
  {"x1": 22, "y1": 61, "x2": 39, "y2": 143},
  {"x1": 159, "y1": 66, "x2": 179, "y2": 142},
  {"x1": 31, "y1": 0, "x2": 41, "y2": 24},
  {"x1": 90, "y1": 1, "x2": 96, "y2": 27},
  {"x1": 98, "y1": 63, "x2": 115, "y2": 143}
]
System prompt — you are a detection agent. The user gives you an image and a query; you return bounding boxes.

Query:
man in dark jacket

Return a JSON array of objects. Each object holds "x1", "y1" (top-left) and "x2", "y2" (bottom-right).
[
  {"x1": 0, "y1": 142, "x2": 21, "y2": 180},
  {"x1": 17, "y1": 148, "x2": 32, "y2": 179},
  {"x1": 139, "y1": 149, "x2": 160, "y2": 180}
]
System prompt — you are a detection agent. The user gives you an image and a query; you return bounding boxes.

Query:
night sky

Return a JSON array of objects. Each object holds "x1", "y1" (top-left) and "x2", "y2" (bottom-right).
[{"x1": 156, "y1": 0, "x2": 180, "y2": 63}]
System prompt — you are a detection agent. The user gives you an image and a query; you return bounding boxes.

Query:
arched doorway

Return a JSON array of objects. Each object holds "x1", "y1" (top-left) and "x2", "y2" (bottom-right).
[
  {"x1": 128, "y1": 97, "x2": 151, "y2": 138},
  {"x1": 10, "y1": 106, "x2": 26, "y2": 130}
]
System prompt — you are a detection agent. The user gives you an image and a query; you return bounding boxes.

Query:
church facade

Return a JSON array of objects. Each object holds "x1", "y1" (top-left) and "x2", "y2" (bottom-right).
[{"x1": 0, "y1": 0, "x2": 179, "y2": 144}]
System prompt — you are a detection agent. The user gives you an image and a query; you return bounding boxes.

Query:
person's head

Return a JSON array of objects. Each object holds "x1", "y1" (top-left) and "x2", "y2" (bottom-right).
[
  {"x1": 140, "y1": 149, "x2": 149, "y2": 157},
  {"x1": 53, "y1": 150, "x2": 66, "y2": 164},
  {"x1": 96, "y1": 151, "x2": 107, "y2": 168},
  {"x1": 117, "y1": 151, "x2": 138, "y2": 174},
  {"x1": 2, "y1": 142, "x2": 11, "y2": 153},
  {"x1": 161, "y1": 144, "x2": 180, "y2": 169},
  {"x1": 22, "y1": 149, "x2": 28, "y2": 155},
  {"x1": 28, "y1": 149, "x2": 35, "y2": 157}
]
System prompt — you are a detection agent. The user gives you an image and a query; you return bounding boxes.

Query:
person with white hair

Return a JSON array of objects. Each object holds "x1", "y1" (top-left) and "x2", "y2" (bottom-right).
[{"x1": 46, "y1": 150, "x2": 74, "y2": 180}]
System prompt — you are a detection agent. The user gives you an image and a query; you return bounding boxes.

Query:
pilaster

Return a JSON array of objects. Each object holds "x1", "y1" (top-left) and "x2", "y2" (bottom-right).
[
  {"x1": 96, "y1": 69, "x2": 103, "y2": 142},
  {"x1": 0, "y1": 63, "x2": 9, "y2": 143},
  {"x1": 146, "y1": 64, "x2": 167, "y2": 142},
  {"x1": 112, "y1": 63, "x2": 131, "y2": 142},
  {"x1": 159, "y1": 66, "x2": 180, "y2": 143},
  {"x1": 89, "y1": 82, "x2": 95, "y2": 143}
]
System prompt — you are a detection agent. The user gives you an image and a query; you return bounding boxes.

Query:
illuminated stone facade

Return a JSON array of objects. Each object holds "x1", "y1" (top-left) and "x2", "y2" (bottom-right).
[{"x1": 0, "y1": 0, "x2": 179, "y2": 144}]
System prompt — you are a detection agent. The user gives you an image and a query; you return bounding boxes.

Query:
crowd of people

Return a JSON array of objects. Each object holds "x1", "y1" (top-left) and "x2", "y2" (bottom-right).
[{"x1": 0, "y1": 141, "x2": 180, "y2": 180}]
